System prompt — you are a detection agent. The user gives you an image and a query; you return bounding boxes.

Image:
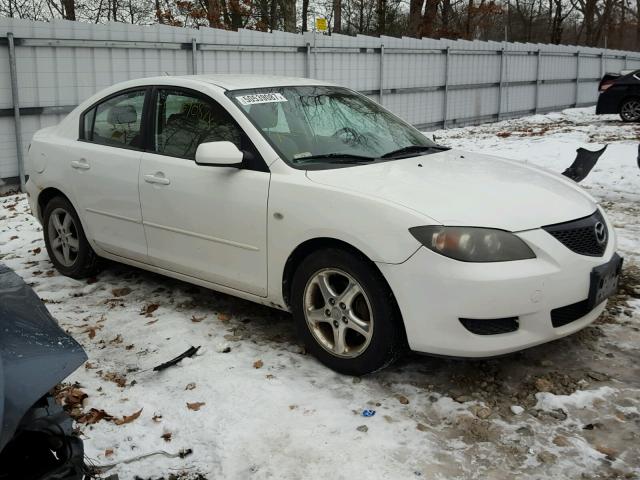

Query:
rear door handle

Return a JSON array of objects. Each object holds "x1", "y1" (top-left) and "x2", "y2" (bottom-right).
[
  {"x1": 144, "y1": 173, "x2": 171, "y2": 185},
  {"x1": 71, "y1": 159, "x2": 90, "y2": 170}
]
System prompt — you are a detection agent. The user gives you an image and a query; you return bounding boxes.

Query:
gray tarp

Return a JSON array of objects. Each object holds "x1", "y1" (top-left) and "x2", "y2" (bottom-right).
[{"x1": 0, "y1": 263, "x2": 87, "y2": 452}]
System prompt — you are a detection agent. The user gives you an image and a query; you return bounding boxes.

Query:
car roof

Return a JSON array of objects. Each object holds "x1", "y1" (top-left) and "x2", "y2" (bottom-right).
[{"x1": 136, "y1": 74, "x2": 336, "y2": 91}]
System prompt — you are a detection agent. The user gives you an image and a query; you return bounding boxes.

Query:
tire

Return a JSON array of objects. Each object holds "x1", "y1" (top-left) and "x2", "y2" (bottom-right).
[
  {"x1": 291, "y1": 248, "x2": 405, "y2": 376},
  {"x1": 42, "y1": 196, "x2": 100, "y2": 278},
  {"x1": 619, "y1": 98, "x2": 640, "y2": 122}
]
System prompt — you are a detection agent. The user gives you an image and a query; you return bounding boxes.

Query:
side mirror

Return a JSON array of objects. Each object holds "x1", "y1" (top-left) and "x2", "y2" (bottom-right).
[{"x1": 195, "y1": 141, "x2": 244, "y2": 168}]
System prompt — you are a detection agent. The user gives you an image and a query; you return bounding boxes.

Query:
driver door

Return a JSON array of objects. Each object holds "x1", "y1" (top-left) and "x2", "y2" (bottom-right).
[{"x1": 138, "y1": 87, "x2": 270, "y2": 296}]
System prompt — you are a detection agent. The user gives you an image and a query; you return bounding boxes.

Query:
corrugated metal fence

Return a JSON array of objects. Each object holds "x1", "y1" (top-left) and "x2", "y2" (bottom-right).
[{"x1": 2, "y1": 17, "x2": 640, "y2": 183}]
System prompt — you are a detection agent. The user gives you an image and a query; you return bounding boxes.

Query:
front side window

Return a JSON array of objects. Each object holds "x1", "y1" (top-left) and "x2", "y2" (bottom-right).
[
  {"x1": 228, "y1": 86, "x2": 437, "y2": 168},
  {"x1": 89, "y1": 90, "x2": 146, "y2": 148},
  {"x1": 153, "y1": 89, "x2": 242, "y2": 160}
]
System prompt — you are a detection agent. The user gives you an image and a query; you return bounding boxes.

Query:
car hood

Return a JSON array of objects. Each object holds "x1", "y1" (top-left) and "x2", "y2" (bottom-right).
[
  {"x1": 305, "y1": 149, "x2": 596, "y2": 231},
  {"x1": 0, "y1": 264, "x2": 87, "y2": 453}
]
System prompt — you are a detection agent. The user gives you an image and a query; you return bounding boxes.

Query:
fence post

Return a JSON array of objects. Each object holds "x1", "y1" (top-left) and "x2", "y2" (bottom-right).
[
  {"x1": 600, "y1": 51, "x2": 605, "y2": 78},
  {"x1": 574, "y1": 50, "x2": 580, "y2": 107},
  {"x1": 191, "y1": 38, "x2": 197, "y2": 74},
  {"x1": 379, "y1": 44, "x2": 385, "y2": 105},
  {"x1": 624, "y1": 54, "x2": 629, "y2": 69},
  {"x1": 7, "y1": 33, "x2": 25, "y2": 193},
  {"x1": 305, "y1": 42, "x2": 311, "y2": 78},
  {"x1": 443, "y1": 46, "x2": 450, "y2": 128},
  {"x1": 497, "y1": 47, "x2": 505, "y2": 121},
  {"x1": 534, "y1": 49, "x2": 541, "y2": 114}
]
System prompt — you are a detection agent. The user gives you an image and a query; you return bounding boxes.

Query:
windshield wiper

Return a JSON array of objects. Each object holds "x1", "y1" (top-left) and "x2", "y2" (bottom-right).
[
  {"x1": 381, "y1": 145, "x2": 448, "y2": 159},
  {"x1": 294, "y1": 153, "x2": 376, "y2": 164}
]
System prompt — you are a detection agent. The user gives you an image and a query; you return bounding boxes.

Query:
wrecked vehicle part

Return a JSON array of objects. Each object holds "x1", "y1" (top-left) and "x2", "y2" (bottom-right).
[
  {"x1": 562, "y1": 145, "x2": 608, "y2": 183},
  {"x1": 153, "y1": 346, "x2": 200, "y2": 372},
  {"x1": 0, "y1": 396, "x2": 89, "y2": 480},
  {"x1": 0, "y1": 263, "x2": 89, "y2": 479}
]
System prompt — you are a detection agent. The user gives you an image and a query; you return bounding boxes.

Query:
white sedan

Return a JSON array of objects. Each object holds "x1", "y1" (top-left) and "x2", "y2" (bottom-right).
[{"x1": 26, "y1": 75, "x2": 622, "y2": 375}]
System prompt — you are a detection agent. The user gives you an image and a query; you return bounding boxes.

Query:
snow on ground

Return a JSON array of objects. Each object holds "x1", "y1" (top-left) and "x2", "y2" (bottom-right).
[{"x1": 1, "y1": 107, "x2": 639, "y2": 479}]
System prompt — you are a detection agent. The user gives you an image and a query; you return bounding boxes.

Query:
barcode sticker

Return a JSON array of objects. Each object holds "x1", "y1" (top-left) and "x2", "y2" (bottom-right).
[{"x1": 236, "y1": 93, "x2": 287, "y2": 105}]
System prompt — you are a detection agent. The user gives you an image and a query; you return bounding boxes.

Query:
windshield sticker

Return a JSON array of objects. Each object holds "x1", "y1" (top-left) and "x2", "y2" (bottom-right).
[{"x1": 236, "y1": 93, "x2": 287, "y2": 105}]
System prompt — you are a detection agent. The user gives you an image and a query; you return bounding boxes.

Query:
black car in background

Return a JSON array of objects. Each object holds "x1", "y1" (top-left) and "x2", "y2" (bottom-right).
[{"x1": 596, "y1": 70, "x2": 640, "y2": 122}]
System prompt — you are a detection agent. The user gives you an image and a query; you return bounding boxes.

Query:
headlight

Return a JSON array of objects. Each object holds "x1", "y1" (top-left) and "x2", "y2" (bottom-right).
[{"x1": 409, "y1": 226, "x2": 536, "y2": 262}]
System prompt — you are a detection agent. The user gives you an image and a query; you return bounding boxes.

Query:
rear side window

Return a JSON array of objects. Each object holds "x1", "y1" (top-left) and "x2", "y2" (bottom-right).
[
  {"x1": 153, "y1": 89, "x2": 242, "y2": 160},
  {"x1": 82, "y1": 89, "x2": 146, "y2": 149}
]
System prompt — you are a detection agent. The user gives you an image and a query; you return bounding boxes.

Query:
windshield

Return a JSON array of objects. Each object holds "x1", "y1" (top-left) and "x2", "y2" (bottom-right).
[{"x1": 227, "y1": 86, "x2": 438, "y2": 167}]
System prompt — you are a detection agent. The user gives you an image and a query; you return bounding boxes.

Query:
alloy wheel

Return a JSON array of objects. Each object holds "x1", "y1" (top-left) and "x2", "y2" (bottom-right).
[
  {"x1": 621, "y1": 100, "x2": 640, "y2": 121},
  {"x1": 303, "y1": 268, "x2": 374, "y2": 358},
  {"x1": 47, "y1": 207, "x2": 80, "y2": 267}
]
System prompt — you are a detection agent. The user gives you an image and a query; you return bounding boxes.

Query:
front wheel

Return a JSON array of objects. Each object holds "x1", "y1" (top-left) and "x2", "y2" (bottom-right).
[
  {"x1": 619, "y1": 98, "x2": 640, "y2": 122},
  {"x1": 42, "y1": 196, "x2": 100, "y2": 278},
  {"x1": 291, "y1": 248, "x2": 405, "y2": 375}
]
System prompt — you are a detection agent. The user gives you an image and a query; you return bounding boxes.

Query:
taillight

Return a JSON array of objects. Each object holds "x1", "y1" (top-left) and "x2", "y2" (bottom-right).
[{"x1": 599, "y1": 81, "x2": 614, "y2": 92}]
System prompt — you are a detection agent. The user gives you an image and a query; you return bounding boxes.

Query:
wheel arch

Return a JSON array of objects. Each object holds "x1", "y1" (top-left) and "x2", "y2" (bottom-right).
[
  {"x1": 281, "y1": 237, "x2": 400, "y2": 313},
  {"x1": 37, "y1": 187, "x2": 72, "y2": 221}
]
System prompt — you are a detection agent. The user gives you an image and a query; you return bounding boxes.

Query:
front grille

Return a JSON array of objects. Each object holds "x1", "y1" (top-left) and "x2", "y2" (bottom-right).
[
  {"x1": 459, "y1": 317, "x2": 519, "y2": 335},
  {"x1": 550, "y1": 299, "x2": 591, "y2": 328},
  {"x1": 542, "y1": 210, "x2": 608, "y2": 257}
]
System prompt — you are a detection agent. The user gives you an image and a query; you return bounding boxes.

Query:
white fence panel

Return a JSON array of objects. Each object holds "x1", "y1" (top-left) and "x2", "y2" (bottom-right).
[{"x1": 2, "y1": 17, "x2": 640, "y2": 181}]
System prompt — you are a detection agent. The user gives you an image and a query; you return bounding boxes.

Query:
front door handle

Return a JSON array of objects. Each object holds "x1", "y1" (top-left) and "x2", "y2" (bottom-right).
[
  {"x1": 71, "y1": 159, "x2": 90, "y2": 170},
  {"x1": 144, "y1": 173, "x2": 171, "y2": 185}
]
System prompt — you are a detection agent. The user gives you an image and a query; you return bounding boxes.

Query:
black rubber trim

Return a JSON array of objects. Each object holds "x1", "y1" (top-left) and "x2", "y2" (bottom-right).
[{"x1": 459, "y1": 317, "x2": 519, "y2": 335}]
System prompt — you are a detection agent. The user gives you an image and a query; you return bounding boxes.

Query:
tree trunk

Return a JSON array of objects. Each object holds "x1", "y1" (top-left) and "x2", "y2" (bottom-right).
[
  {"x1": 269, "y1": 0, "x2": 277, "y2": 30},
  {"x1": 207, "y1": 0, "x2": 223, "y2": 27},
  {"x1": 465, "y1": 0, "x2": 473, "y2": 38},
  {"x1": 636, "y1": 0, "x2": 640, "y2": 49},
  {"x1": 377, "y1": 0, "x2": 386, "y2": 34},
  {"x1": 301, "y1": 0, "x2": 309, "y2": 31},
  {"x1": 62, "y1": 0, "x2": 75, "y2": 19},
  {"x1": 334, "y1": 0, "x2": 342, "y2": 33},
  {"x1": 280, "y1": 0, "x2": 296, "y2": 32},
  {"x1": 421, "y1": 0, "x2": 439, "y2": 37},
  {"x1": 409, "y1": 0, "x2": 424, "y2": 37}
]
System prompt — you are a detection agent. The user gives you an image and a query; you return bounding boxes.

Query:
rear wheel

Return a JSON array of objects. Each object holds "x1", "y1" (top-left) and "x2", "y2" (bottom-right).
[
  {"x1": 43, "y1": 196, "x2": 100, "y2": 278},
  {"x1": 291, "y1": 248, "x2": 404, "y2": 375},
  {"x1": 619, "y1": 98, "x2": 640, "y2": 122}
]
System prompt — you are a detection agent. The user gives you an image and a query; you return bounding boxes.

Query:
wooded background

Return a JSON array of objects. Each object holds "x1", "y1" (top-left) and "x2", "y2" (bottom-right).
[{"x1": 0, "y1": 0, "x2": 637, "y2": 51}]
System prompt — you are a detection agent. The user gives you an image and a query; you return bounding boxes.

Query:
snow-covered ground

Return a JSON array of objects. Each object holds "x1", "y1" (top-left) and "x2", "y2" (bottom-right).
[{"x1": 1, "y1": 107, "x2": 639, "y2": 480}]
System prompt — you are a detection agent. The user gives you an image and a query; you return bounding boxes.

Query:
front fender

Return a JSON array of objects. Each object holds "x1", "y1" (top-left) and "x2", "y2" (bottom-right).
[{"x1": 266, "y1": 172, "x2": 433, "y2": 303}]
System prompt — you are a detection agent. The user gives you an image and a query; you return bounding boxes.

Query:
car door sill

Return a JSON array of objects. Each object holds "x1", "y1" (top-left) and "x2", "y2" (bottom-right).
[{"x1": 96, "y1": 249, "x2": 282, "y2": 309}]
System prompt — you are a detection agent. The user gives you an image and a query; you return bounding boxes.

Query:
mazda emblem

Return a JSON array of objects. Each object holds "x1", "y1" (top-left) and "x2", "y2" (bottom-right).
[{"x1": 594, "y1": 221, "x2": 607, "y2": 245}]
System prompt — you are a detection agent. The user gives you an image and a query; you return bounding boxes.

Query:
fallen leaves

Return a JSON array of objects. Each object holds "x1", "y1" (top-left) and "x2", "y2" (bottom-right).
[
  {"x1": 217, "y1": 312, "x2": 232, "y2": 322},
  {"x1": 102, "y1": 371, "x2": 127, "y2": 388},
  {"x1": 185, "y1": 382, "x2": 197, "y2": 390},
  {"x1": 191, "y1": 315, "x2": 206, "y2": 323},
  {"x1": 141, "y1": 303, "x2": 159, "y2": 316},
  {"x1": 187, "y1": 402, "x2": 206, "y2": 411},
  {"x1": 396, "y1": 395, "x2": 410, "y2": 405},
  {"x1": 57, "y1": 385, "x2": 88, "y2": 408},
  {"x1": 105, "y1": 448, "x2": 114, "y2": 457},
  {"x1": 113, "y1": 408, "x2": 143, "y2": 425},
  {"x1": 111, "y1": 287, "x2": 132, "y2": 297},
  {"x1": 253, "y1": 360, "x2": 264, "y2": 369},
  {"x1": 83, "y1": 325, "x2": 103, "y2": 339},
  {"x1": 31, "y1": 247, "x2": 41, "y2": 255},
  {"x1": 77, "y1": 408, "x2": 113, "y2": 425},
  {"x1": 161, "y1": 432, "x2": 172, "y2": 442}
]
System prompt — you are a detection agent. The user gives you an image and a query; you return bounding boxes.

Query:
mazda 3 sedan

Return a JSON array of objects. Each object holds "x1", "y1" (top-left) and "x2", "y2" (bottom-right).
[{"x1": 26, "y1": 75, "x2": 622, "y2": 375}]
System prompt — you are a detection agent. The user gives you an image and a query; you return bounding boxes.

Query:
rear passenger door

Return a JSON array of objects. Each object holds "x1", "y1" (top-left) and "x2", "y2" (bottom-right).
[
  {"x1": 138, "y1": 87, "x2": 270, "y2": 296},
  {"x1": 72, "y1": 88, "x2": 149, "y2": 262}
]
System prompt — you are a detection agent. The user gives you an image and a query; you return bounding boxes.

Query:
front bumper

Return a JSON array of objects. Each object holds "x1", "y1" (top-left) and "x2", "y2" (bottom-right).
[{"x1": 378, "y1": 214, "x2": 618, "y2": 357}]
